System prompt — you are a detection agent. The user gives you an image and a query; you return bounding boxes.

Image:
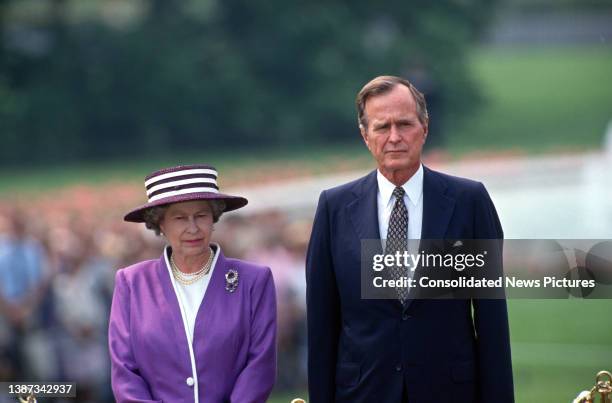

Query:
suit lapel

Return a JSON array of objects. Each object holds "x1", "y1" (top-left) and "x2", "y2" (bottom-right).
[
  {"x1": 421, "y1": 166, "x2": 455, "y2": 240},
  {"x1": 347, "y1": 167, "x2": 457, "y2": 311},
  {"x1": 348, "y1": 170, "x2": 381, "y2": 246},
  {"x1": 405, "y1": 166, "x2": 456, "y2": 311},
  {"x1": 349, "y1": 170, "x2": 403, "y2": 308}
]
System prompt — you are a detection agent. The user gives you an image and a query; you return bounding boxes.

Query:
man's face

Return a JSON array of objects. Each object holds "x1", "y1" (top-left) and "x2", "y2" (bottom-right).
[{"x1": 360, "y1": 85, "x2": 428, "y2": 178}]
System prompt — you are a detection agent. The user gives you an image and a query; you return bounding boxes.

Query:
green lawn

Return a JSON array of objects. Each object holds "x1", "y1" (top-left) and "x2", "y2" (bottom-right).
[
  {"x1": 448, "y1": 46, "x2": 612, "y2": 154},
  {"x1": 509, "y1": 299, "x2": 612, "y2": 402}
]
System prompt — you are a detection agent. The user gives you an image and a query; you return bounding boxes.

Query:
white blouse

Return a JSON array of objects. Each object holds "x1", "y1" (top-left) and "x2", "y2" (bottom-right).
[{"x1": 166, "y1": 244, "x2": 219, "y2": 343}]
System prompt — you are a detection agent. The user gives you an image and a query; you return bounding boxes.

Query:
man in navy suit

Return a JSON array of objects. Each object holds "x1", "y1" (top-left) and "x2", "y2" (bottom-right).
[{"x1": 306, "y1": 76, "x2": 514, "y2": 402}]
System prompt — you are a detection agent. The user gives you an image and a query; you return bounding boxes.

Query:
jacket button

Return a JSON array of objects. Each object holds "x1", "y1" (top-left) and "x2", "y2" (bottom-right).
[
  {"x1": 186, "y1": 377, "x2": 194, "y2": 387},
  {"x1": 395, "y1": 364, "x2": 402, "y2": 372},
  {"x1": 402, "y1": 313, "x2": 411, "y2": 321}
]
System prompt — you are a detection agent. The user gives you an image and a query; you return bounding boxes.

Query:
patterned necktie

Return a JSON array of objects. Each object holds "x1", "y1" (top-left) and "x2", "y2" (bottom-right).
[{"x1": 385, "y1": 186, "x2": 409, "y2": 302}]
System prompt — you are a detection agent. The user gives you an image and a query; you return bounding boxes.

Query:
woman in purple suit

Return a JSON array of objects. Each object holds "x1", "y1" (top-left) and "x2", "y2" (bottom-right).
[{"x1": 109, "y1": 164, "x2": 277, "y2": 403}]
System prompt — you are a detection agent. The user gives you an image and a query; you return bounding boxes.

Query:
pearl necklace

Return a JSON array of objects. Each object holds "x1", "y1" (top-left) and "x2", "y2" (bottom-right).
[{"x1": 171, "y1": 247, "x2": 214, "y2": 285}]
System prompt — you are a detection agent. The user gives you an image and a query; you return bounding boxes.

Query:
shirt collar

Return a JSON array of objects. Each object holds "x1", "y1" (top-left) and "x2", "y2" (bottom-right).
[{"x1": 377, "y1": 164, "x2": 424, "y2": 207}]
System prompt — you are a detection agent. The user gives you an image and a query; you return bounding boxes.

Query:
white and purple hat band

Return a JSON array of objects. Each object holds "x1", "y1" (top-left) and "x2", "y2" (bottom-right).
[
  {"x1": 124, "y1": 164, "x2": 248, "y2": 222},
  {"x1": 145, "y1": 167, "x2": 219, "y2": 202}
]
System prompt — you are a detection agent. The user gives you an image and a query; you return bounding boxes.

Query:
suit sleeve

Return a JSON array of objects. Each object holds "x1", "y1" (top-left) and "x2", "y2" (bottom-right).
[
  {"x1": 306, "y1": 191, "x2": 341, "y2": 403},
  {"x1": 108, "y1": 270, "x2": 161, "y2": 403},
  {"x1": 472, "y1": 183, "x2": 515, "y2": 403},
  {"x1": 230, "y1": 267, "x2": 277, "y2": 403}
]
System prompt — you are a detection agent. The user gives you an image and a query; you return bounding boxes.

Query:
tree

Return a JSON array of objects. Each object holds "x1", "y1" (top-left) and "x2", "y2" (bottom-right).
[{"x1": 0, "y1": 0, "x2": 498, "y2": 166}]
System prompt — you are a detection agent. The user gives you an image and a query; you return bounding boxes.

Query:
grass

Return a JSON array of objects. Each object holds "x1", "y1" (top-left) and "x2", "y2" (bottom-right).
[
  {"x1": 509, "y1": 299, "x2": 612, "y2": 401},
  {"x1": 448, "y1": 45, "x2": 612, "y2": 154}
]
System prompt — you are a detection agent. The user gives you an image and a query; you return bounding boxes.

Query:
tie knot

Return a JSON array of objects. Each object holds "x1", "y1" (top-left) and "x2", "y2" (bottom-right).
[{"x1": 393, "y1": 186, "x2": 405, "y2": 199}]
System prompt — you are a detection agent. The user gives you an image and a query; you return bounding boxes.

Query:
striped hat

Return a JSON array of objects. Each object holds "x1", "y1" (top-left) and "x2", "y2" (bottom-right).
[{"x1": 124, "y1": 164, "x2": 248, "y2": 223}]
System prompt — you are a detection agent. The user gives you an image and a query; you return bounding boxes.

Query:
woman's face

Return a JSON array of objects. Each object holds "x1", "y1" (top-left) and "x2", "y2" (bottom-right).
[{"x1": 159, "y1": 200, "x2": 214, "y2": 260}]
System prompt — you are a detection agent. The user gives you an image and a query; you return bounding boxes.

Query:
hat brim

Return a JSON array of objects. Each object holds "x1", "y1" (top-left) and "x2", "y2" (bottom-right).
[{"x1": 123, "y1": 192, "x2": 248, "y2": 223}]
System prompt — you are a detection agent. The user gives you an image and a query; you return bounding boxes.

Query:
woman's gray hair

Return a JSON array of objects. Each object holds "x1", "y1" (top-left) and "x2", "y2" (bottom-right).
[{"x1": 143, "y1": 200, "x2": 226, "y2": 236}]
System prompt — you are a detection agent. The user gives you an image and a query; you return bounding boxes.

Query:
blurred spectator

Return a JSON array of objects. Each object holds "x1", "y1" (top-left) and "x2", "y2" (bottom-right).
[
  {"x1": 0, "y1": 209, "x2": 51, "y2": 381},
  {"x1": 51, "y1": 229, "x2": 111, "y2": 402},
  {"x1": 244, "y1": 213, "x2": 309, "y2": 391}
]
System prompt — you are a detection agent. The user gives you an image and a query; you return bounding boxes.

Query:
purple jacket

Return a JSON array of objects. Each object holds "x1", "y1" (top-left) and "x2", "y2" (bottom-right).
[{"x1": 109, "y1": 246, "x2": 277, "y2": 402}]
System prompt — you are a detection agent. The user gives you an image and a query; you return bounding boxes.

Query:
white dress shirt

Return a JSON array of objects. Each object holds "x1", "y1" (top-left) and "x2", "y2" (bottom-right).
[{"x1": 377, "y1": 164, "x2": 424, "y2": 242}]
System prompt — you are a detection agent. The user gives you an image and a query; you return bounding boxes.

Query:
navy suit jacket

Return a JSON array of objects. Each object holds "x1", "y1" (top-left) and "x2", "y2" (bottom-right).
[{"x1": 306, "y1": 166, "x2": 514, "y2": 403}]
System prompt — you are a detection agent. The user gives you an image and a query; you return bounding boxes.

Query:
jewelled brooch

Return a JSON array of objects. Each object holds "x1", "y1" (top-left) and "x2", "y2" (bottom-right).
[{"x1": 225, "y1": 269, "x2": 239, "y2": 293}]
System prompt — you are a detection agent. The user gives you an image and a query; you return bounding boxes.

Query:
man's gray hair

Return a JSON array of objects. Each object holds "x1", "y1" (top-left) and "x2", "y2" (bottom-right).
[{"x1": 356, "y1": 75, "x2": 429, "y2": 130}]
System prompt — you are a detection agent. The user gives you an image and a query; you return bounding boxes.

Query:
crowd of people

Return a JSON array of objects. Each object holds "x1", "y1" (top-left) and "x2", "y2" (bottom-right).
[{"x1": 0, "y1": 198, "x2": 310, "y2": 402}]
